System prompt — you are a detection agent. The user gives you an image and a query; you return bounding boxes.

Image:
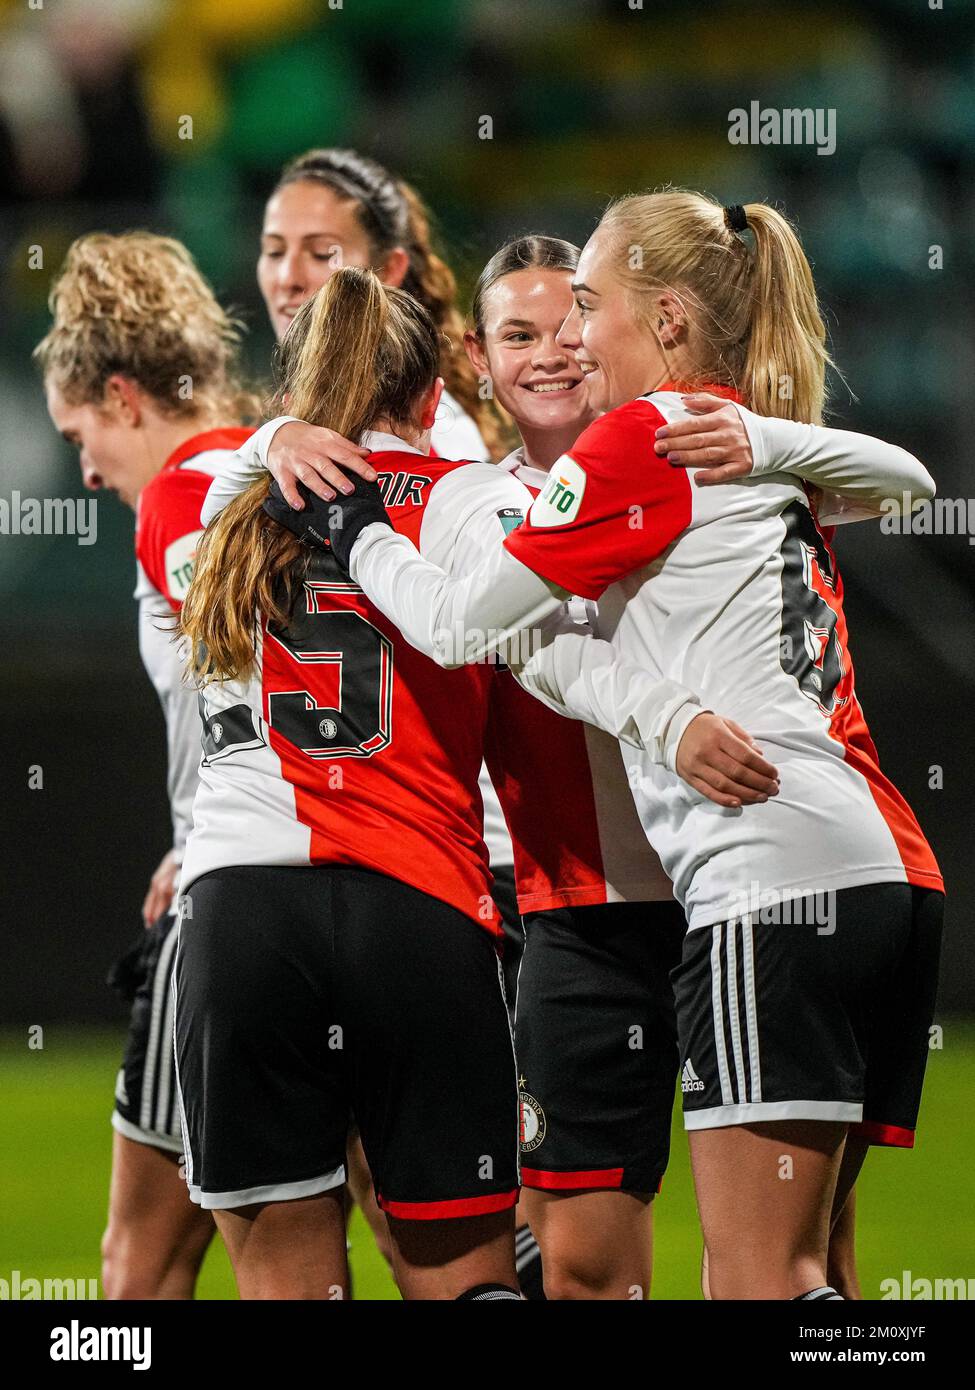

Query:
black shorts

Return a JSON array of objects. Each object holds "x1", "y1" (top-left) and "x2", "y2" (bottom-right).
[
  {"x1": 515, "y1": 900, "x2": 686, "y2": 1194},
  {"x1": 173, "y1": 865, "x2": 520, "y2": 1216},
  {"x1": 108, "y1": 910, "x2": 183, "y2": 1153},
  {"x1": 673, "y1": 884, "x2": 944, "y2": 1146},
  {"x1": 491, "y1": 864, "x2": 525, "y2": 1019}
]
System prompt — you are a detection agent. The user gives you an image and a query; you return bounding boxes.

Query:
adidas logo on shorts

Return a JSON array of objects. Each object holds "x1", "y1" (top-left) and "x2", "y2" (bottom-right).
[{"x1": 681, "y1": 1059, "x2": 705, "y2": 1093}]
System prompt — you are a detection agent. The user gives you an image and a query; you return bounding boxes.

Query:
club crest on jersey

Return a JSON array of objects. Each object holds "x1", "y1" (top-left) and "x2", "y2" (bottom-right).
[
  {"x1": 528, "y1": 457, "x2": 586, "y2": 527},
  {"x1": 519, "y1": 1087, "x2": 546, "y2": 1152},
  {"x1": 164, "y1": 529, "x2": 204, "y2": 600}
]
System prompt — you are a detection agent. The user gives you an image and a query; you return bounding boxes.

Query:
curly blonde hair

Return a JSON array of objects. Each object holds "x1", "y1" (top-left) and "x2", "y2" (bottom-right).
[{"x1": 34, "y1": 231, "x2": 257, "y2": 421}]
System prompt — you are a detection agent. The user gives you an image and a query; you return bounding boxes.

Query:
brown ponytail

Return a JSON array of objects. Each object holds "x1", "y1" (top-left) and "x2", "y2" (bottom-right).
[
  {"x1": 181, "y1": 268, "x2": 440, "y2": 681},
  {"x1": 598, "y1": 189, "x2": 832, "y2": 424}
]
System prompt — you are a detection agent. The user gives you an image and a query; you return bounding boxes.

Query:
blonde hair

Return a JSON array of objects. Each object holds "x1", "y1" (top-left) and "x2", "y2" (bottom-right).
[
  {"x1": 597, "y1": 189, "x2": 832, "y2": 423},
  {"x1": 34, "y1": 231, "x2": 257, "y2": 421},
  {"x1": 182, "y1": 268, "x2": 440, "y2": 682}
]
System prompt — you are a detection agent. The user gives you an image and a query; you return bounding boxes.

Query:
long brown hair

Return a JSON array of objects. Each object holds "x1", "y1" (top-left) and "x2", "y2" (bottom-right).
[
  {"x1": 181, "y1": 268, "x2": 440, "y2": 682},
  {"x1": 274, "y1": 148, "x2": 503, "y2": 456},
  {"x1": 597, "y1": 190, "x2": 832, "y2": 423}
]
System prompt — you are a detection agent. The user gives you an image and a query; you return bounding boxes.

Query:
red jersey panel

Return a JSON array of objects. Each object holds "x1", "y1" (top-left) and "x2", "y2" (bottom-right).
[
  {"x1": 136, "y1": 428, "x2": 253, "y2": 611},
  {"x1": 503, "y1": 399, "x2": 692, "y2": 600},
  {"x1": 182, "y1": 450, "x2": 498, "y2": 934},
  {"x1": 486, "y1": 450, "x2": 675, "y2": 912}
]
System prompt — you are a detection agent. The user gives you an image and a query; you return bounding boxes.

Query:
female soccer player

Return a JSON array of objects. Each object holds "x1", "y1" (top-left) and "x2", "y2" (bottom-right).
[
  {"x1": 217, "y1": 230, "x2": 928, "y2": 1298},
  {"x1": 270, "y1": 194, "x2": 943, "y2": 1301},
  {"x1": 253, "y1": 146, "x2": 519, "y2": 1270},
  {"x1": 174, "y1": 266, "x2": 757, "y2": 1300},
  {"x1": 257, "y1": 147, "x2": 501, "y2": 463},
  {"x1": 34, "y1": 231, "x2": 259, "y2": 1298}
]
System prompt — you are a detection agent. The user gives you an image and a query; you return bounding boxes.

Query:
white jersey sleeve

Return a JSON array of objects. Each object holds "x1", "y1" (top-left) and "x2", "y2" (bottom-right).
[
  {"x1": 507, "y1": 613, "x2": 702, "y2": 772},
  {"x1": 136, "y1": 576, "x2": 200, "y2": 864},
  {"x1": 736, "y1": 405, "x2": 936, "y2": 526},
  {"x1": 199, "y1": 417, "x2": 299, "y2": 526},
  {"x1": 199, "y1": 391, "x2": 492, "y2": 527},
  {"x1": 358, "y1": 462, "x2": 702, "y2": 768},
  {"x1": 352, "y1": 468, "x2": 564, "y2": 667}
]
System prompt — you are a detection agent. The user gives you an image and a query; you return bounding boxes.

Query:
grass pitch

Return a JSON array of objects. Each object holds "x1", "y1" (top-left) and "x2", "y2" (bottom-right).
[{"x1": 1, "y1": 1026, "x2": 971, "y2": 1300}]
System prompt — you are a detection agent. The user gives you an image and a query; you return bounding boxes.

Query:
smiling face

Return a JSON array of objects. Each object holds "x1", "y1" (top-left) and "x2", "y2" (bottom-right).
[
  {"x1": 45, "y1": 380, "x2": 154, "y2": 510},
  {"x1": 556, "y1": 227, "x2": 672, "y2": 414},
  {"x1": 468, "y1": 268, "x2": 593, "y2": 437},
  {"x1": 257, "y1": 181, "x2": 377, "y2": 340}
]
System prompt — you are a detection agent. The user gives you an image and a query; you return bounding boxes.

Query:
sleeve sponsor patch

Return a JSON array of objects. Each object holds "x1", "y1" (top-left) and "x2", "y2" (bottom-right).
[
  {"x1": 496, "y1": 507, "x2": 525, "y2": 536},
  {"x1": 164, "y1": 529, "x2": 204, "y2": 601},
  {"x1": 527, "y1": 457, "x2": 586, "y2": 527}
]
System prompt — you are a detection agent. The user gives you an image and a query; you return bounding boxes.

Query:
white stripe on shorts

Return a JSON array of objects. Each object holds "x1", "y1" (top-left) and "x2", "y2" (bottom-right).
[
  {"x1": 710, "y1": 925, "x2": 734, "y2": 1106},
  {"x1": 741, "y1": 913, "x2": 762, "y2": 1102},
  {"x1": 140, "y1": 922, "x2": 179, "y2": 1134},
  {"x1": 725, "y1": 919, "x2": 748, "y2": 1105}
]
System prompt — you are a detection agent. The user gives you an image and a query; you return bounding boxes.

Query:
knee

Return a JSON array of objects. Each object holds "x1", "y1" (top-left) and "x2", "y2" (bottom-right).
[
  {"x1": 101, "y1": 1224, "x2": 150, "y2": 1300},
  {"x1": 541, "y1": 1252, "x2": 643, "y2": 1301},
  {"x1": 100, "y1": 1223, "x2": 200, "y2": 1300}
]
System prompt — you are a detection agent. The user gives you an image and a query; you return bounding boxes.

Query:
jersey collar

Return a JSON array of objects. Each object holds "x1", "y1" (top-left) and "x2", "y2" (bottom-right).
[
  {"x1": 163, "y1": 427, "x2": 253, "y2": 472},
  {"x1": 359, "y1": 429, "x2": 426, "y2": 457},
  {"x1": 654, "y1": 380, "x2": 743, "y2": 403}
]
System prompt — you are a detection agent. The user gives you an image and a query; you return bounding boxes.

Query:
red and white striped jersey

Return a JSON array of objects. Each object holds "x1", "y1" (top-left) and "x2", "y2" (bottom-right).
[
  {"x1": 134, "y1": 428, "x2": 252, "y2": 861},
  {"x1": 180, "y1": 439, "x2": 502, "y2": 930},
  {"x1": 488, "y1": 449, "x2": 672, "y2": 911},
  {"x1": 505, "y1": 390, "x2": 943, "y2": 928},
  {"x1": 199, "y1": 413, "x2": 515, "y2": 874},
  {"x1": 433, "y1": 388, "x2": 515, "y2": 871}
]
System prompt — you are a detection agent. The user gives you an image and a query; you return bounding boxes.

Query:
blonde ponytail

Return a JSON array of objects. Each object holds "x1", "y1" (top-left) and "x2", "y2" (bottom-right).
[
  {"x1": 598, "y1": 189, "x2": 832, "y2": 423},
  {"x1": 739, "y1": 203, "x2": 830, "y2": 423},
  {"x1": 278, "y1": 267, "x2": 391, "y2": 439},
  {"x1": 181, "y1": 479, "x2": 304, "y2": 682}
]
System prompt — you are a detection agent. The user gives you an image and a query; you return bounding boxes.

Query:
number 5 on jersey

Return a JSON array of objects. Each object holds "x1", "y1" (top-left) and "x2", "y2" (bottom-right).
[{"x1": 265, "y1": 571, "x2": 394, "y2": 759}]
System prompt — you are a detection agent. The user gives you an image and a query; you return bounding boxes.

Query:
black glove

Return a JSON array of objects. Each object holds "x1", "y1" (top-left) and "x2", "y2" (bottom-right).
[{"x1": 262, "y1": 475, "x2": 392, "y2": 574}]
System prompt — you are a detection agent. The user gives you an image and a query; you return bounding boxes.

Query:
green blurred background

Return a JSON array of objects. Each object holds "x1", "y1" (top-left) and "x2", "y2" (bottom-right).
[{"x1": 1, "y1": 0, "x2": 973, "y2": 1297}]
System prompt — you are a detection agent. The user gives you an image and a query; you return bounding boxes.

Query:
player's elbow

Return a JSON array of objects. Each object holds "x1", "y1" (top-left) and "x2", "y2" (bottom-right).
[
  {"x1": 429, "y1": 624, "x2": 467, "y2": 669},
  {"x1": 913, "y1": 463, "x2": 936, "y2": 502},
  {"x1": 430, "y1": 620, "x2": 499, "y2": 669}
]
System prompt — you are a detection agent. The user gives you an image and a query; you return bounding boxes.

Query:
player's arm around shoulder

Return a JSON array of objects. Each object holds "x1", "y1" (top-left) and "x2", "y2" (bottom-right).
[{"x1": 349, "y1": 462, "x2": 566, "y2": 668}]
